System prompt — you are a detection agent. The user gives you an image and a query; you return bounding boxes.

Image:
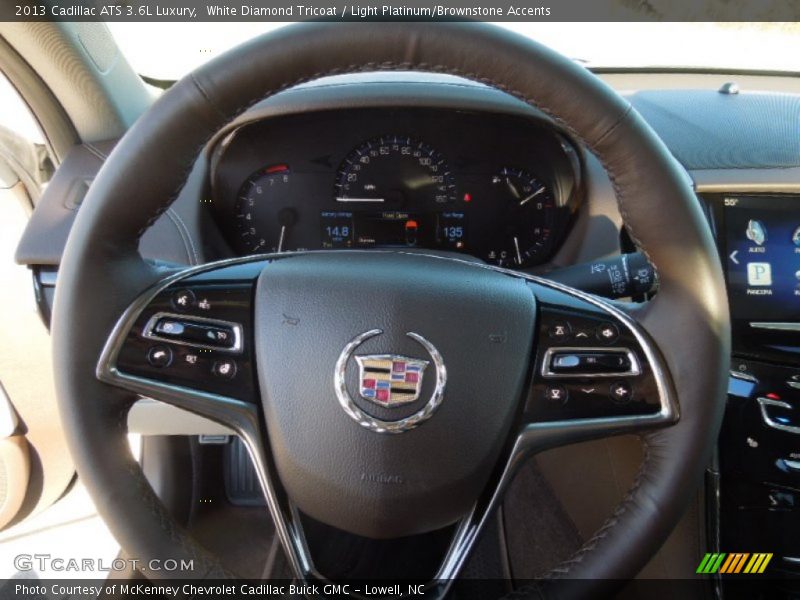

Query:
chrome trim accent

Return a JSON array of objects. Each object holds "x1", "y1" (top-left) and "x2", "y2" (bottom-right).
[
  {"x1": 142, "y1": 311, "x2": 244, "y2": 354},
  {"x1": 96, "y1": 250, "x2": 679, "y2": 595},
  {"x1": 782, "y1": 556, "x2": 800, "y2": 564},
  {"x1": 788, "y1": 380, "x2": 800, "y2": 390},
  {"x1": 757, "y1": 397, "x2": 800, "y2": 435},
  {"x1": 96, "y1": 256, "x2": 308, "y2": 580},
  {"x1": 334, "y1": 330, "x2": 447, "y2": 434},
  {"x1": 783, "y1": 459, "x2": 800, "y2": 472},
  {"x1": 540, "y1": 346, "x2": 641, "y2": 379},
  {"x1": 750, "y1": 322, "x2": 800, "y2": 332},
  {"x1": 730, "y1": 370, "x2": 758, "y2": 383}
]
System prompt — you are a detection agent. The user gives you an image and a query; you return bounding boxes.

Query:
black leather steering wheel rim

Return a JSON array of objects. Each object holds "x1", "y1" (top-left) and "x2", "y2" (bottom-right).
[{"x1": 51, "y1": 22, "x2": 730, "y2": 597}]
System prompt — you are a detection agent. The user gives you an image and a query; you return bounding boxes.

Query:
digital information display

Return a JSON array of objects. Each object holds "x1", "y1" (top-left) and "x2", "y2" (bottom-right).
[
  {"x1": 723, "y1": 195, "x2": 800, "y2": 322},
  {"x1": 321, "y1": 211, "x2": 466, "y2": 250}
]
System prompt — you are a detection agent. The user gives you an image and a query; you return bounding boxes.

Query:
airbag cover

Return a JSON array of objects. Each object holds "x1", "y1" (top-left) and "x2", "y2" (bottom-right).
[{"x1": 254, "y1": 252, "x2": 535, "y2": 538}]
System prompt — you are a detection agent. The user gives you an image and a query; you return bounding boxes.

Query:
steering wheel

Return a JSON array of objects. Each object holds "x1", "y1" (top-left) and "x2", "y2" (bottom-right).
[{"x1": 51, "y1": 22, "x2": 729, "y2": 598}]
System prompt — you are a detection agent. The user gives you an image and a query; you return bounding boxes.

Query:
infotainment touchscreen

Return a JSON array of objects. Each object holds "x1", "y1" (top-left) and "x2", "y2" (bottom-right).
[{"x1": 723, "y1": 195, "x2": 800, "y2": 322}]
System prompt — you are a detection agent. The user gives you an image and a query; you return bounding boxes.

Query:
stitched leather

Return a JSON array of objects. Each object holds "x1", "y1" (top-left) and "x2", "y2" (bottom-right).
[{"x1": 51, "y1": 23, "x2": 729, "y2": 595}]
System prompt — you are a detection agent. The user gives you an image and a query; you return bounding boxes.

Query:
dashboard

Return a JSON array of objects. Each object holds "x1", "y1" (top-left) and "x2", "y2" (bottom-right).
[{"x1": 210, "y1": 108, "x2": 582, "y2": 268}]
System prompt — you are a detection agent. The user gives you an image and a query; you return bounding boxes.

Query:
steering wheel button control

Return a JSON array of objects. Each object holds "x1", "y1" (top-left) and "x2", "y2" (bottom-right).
[
  {"x1": 543, "y1": 348, "x2": 639, "y2": 378},
  {"x1": 552, "y1": 354, "x2": 581, "y2": 369},
  {"x1": 155, "y1": 318, "x2": 236, "y2": 349},
  {"x1": 596, "y1": 322, "x2": 620, "y2": 344},
  {"x1": 609, "y1": 381, "x2": 633, "y2": 403},
  {"x1": 548, "y1": 321, "x2": 572, "y2": 341},
  {"x1": 544, "y1": 384, "x2": 568, "y2": 404},
  {"x1": 530, "y1": 301, "x2": 664, "y2": 421},
  {"x1": 212, "y1": 360, "x2": 238, "y2": 379},
  {"x1": 154, "y1": 319, "x2": 186, "y2": 336},
  {"x1": 146, "y1": 345, "x2": 173, "y2": 368},
  {"x1": 144, "y1": 313, "x2": 242, "y2": 353},
  {"x1": 550, "y1": 351, "x2": 632, "y2": 374},
  {"x1": 171, "y1": 289, "x2": 196, "y2": 311}
]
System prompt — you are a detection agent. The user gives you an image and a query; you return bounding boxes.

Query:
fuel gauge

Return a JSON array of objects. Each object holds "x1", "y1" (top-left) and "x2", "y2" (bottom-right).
[{"x1": 486, "y1": 167, "x2": 556, "y2": 267}]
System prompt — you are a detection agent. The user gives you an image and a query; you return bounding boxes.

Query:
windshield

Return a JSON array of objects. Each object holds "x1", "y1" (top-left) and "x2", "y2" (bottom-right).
[{"x1": 106, "y1": 22, "x2": 800, "y2": 81}]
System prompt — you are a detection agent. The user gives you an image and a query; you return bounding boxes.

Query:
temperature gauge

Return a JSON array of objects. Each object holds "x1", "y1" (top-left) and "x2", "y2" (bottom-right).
[{"x1": 486, "y1": 167, "x2": 556, "y2": 267}]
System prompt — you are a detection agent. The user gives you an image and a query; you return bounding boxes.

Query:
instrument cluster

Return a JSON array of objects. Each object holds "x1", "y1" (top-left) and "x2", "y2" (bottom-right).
[{"x1": 212, "y1": 108, "x2": 582, "y2": 268}]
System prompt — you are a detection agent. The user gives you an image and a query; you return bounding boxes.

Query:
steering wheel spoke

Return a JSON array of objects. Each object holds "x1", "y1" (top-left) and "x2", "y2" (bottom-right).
[
  {"x1": 97, "y1": 259, "x2": 265, "y2": 425},
  {"x1": 517, "y1": 276, "x2": 679, "y2": 454},
  {"x1": 96, "y1": 256, "x2": 327, "y2": 578}
]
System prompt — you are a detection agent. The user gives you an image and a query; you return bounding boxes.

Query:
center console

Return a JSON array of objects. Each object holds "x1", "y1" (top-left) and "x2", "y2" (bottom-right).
[{"x1": 703, "y1": 193, "x2": 800, "y2": 594}]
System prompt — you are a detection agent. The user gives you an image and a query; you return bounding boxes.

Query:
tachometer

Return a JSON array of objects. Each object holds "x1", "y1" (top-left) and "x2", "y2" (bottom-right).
[
  {"x1": 334, "y1": 135, "x2": 457, "y2": 206},
  {"x1": 234, "y1": 164, "x2": 297, "y2": 253},
  {"x1": 486, "y1": 167, "x2": 556, "y2": 267}
]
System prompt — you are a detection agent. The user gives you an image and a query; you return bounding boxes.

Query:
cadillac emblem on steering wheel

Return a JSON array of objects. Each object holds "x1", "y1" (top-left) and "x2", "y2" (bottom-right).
[
  {"x1": 335, "y1": 329, "x2": 447, "y2": 434},
  {"x1": 356, "y1": 355, "x2": 428, "y2": 407}
]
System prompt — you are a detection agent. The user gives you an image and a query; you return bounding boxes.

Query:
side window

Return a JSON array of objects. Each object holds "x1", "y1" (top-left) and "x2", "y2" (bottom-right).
[
  {"x1": 0, "y1": 70, "x2": 59, "y2": 530},
  {"x1": 0, "y1": 72, "x2": 54, "y2": 208}
]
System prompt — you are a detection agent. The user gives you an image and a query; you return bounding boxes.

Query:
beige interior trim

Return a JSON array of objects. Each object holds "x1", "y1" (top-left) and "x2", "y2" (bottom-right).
[
  {"x1": 693, "y1": 167, "x2": 800, "y2": 194},
  {"x1": 0, "y1": 435, "x2": 30, "y2": 530},
  {"x1": 128, "y1": 398, "x2": 235, "y2": 436},
  {"x1": 601, "y1": 72, "x2": 800, "y2": 95}
]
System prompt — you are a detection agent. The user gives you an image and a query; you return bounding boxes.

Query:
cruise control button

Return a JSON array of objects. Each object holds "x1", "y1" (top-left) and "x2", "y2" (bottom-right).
[
  {"x1": 212, "y1": 359, "x2": 237, "y2": 379},
  {"x1": 548, "y1": 321, "x2": 572, "y2": 341},
  {"x1": 609, "y1": 381, "x2": 633, "y2": 403},
  {"x1": 544, "y1": 385, "x2": 568, "y2": 404},
  {"x1": 147, "y1": 345, "x2": 173, "y2": 368},
  {"x1": 596, "y1": 322, "x2": 619, "y2": 344},
  {"x1": 171, "y1": 289, "x2": 196, "y2": 311}
]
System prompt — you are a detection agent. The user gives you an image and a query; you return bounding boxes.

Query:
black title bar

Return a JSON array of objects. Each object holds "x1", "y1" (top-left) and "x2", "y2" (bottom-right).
[{"x1": 7, "y1": 0, "x2": 800, "y2": 22}]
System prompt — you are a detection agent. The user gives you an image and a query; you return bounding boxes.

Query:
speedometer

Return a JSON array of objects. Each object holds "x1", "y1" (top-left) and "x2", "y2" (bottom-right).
[{"x1": 334, "y1": 135, "x2": 457, "y2": 206}]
